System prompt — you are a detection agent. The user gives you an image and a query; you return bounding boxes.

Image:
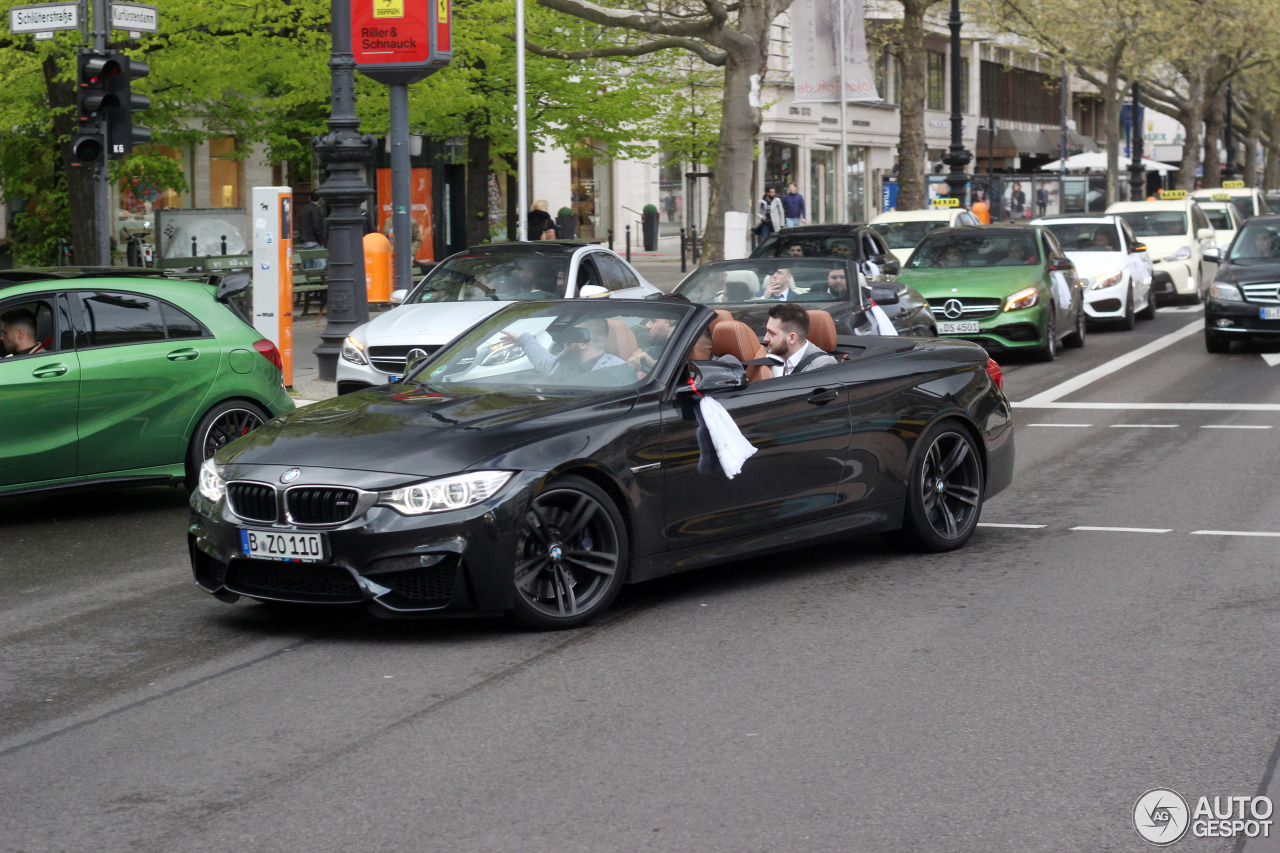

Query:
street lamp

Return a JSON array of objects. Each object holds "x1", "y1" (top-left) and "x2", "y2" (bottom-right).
[
  {"x1": 1223, "y1": 84, "x2": 1236, "y2": 182},
  {"x1": 941, "y1": 0, "x2": 971, "y2": 205},
  {"x1": 1128, "y1": 81, "x2": 1145, "y2": 201},
  {"x1": 312, "y1": 0, "x2": 378, "y2": 381}
]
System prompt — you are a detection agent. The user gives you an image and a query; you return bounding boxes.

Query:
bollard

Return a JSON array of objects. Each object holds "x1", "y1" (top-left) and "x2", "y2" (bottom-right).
[
  {"x1": 191, "y1": 235, "x2": 198, "y2": 256},
  {"x1": 625, "y1": 224, "x2": 631, "y2": 262},
  {"x1": 608, "y1": 228, "x2": 614, "y2": 252},
  {"x1": 220, "y1": 235, "x2": 228, "y2": 256},
  {"x1": 680, "y1": 227, "x2": 687, "y2": 273}
]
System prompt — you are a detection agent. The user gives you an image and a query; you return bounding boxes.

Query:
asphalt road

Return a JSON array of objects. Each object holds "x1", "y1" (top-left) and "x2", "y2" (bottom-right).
[{"x1": 3, "y1": 305, "x2": 1278, "y2": 852}]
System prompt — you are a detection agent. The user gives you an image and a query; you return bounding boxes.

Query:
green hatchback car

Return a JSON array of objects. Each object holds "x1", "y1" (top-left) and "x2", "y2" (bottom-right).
[
  {"x1": 1, "y1": 270, "x2": 293, "y2": 496},
  {"x1": 898, "y1": 226, "x2": 1088, "y2": 361}
]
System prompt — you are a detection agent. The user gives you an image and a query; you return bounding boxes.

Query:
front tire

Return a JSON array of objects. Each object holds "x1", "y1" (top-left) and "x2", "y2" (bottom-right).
[
  {"x1": 184, "y1": 400, "x2": 269, "y2": 489},
  {"x1": 891, "y1": 420, "x2": 985, "y2": 552},
  {"x1": 512, "y1": 475, "x2": 628, "y2": 630},
  {"x1": 1035, "y1": 307, "x2": 1058, "y2": 362},
  {"x1": 1064, "y1": 301, "x2": 1087, "y2": 348},
  {"x1": 1138, "y1": 286, "x2": 1157, "y2": 320},
  {"x1": 1118, "y1": 285, "x2": 1136, "y2": 330}
]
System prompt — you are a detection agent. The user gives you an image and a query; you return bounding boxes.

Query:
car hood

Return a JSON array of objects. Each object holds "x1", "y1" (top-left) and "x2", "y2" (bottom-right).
[
  {"x1": 1063, "y1": 252, "x2": 1129, "y2": 280},
  {"x1": 898, "y1": 266, "x2": 1043, "y2": 298},
  {"x1": 1216, "y1": 260, "x2": 1280, "y2": 288},
  {"x1": 1133, "y1": 235, "x2": 1192, "y2": 259},
  {"x1": 217, "y1": 386, "x2": 637, "y2": 479},
  {"x1": 359, "y1": 300, "x2": 511, "y2": 345}
]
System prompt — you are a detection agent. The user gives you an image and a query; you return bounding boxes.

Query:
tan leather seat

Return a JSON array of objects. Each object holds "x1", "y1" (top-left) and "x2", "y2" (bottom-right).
[
  {"x1": 806, "y1": 309, "x2": 838, "y2": 353},
  {"x1": 712, "y1": 319, "x2": 772, "y2": 382},
  {"x1": 710, "y1": 309, "x2": 734, "y2": 331},
  {"x1": 605, "y1": 318, "x2": 639, "y2": 361}
]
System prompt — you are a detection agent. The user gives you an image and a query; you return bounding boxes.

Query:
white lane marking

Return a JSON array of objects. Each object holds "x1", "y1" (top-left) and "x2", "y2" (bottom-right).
[
  {"x1": 977, "y1": 522, "x2": 1047, "y2": 529},
  {"x1": 1071, "y1": 526, "x2": 1172, "y2": 533},
  {"x1": 1109, "y1": 423, "x2": 1178, "y2": 428},
  {"x1": 1026, "y1": 423, "x2": 1092, "y2": 427},
  {"x1": 1016, "y1": 401, "x2": 1280, "y2": 412},
  {"x1": 1190, "y1": 530, "x2": 1280, "y2": 538},
  {"x1": 1263, "y1": 353, "x2": 1280, "y2": 367},
  {"x1": 1015, "y1": 319, "x2": 1203, "y2": 406},
  {"x1": 1162, "y1": 305, "x2": 1206, "y2": 313},
  {"x1": 1200, "y1": 424, "x2": 1273, "y2": 429}
]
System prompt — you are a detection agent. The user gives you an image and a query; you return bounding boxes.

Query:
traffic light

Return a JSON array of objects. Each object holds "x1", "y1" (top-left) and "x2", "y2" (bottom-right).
[
  {"x1": 104, "y1": 55, "x2": 151, "y2": 159},
  {"x1": 71, "y1": 50, "x2": 122, "y2": 166}
]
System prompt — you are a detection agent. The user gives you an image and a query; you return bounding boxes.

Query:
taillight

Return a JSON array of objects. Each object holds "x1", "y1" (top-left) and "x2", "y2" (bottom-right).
[
  {"x1": 253, "y1": 338, "x2": 283, "y2": 371},
  {"x1": 984, "y1": 357, "x2": 1003, "y2": 391}
]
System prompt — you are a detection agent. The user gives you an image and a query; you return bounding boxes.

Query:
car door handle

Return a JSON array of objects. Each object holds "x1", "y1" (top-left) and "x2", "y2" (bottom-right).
[
  {"x1": 807, "y1": 388, "x2": 839, "y2": 406},
  {"x1": 32, "y1": 363, "x2": 68, "y2": 378},
  {"x1": 167, "y1": 348, "x2": 200, "y2": 361}
]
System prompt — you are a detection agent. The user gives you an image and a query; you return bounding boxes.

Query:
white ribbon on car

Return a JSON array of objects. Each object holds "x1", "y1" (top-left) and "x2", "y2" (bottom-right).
[
  {"x1": 699, "y1": 395, "x2": 757, "y2": 479},
  {"x1": 868, "y1": 302, "x2": 898, "y2": 336},
  {"x1": 1050, "y1": 270, "x2": 1072, "y2": 311}
]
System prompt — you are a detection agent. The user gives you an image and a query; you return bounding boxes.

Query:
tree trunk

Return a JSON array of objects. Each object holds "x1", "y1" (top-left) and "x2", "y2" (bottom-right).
[
  {"x1": 1242, "y1": 106, "x2": 1261, "y2": 187},
  {"x1": 466, "y1": 132, "x2": 491, "y2": 246},
  {"x1": 1176, "y1": 78, "x2": 1203, "y2": 191},
  {"x1": 1103, "y1": 61, "x2": 1120, "y2": 206},
  {"x1": 700, "y1": 11, "x2": 767, "y2": 262},
  {"x1": 46, "y1": 56, "x2": 98, "y2": 265},
  {"x1": 1265, "y1": 115, "x2": 1280, "y2": 191},
  {"x1": 896, "y1": 0, "x2": 937, "y2": 211},
  {"x1": 1202, "y1": 91, "x2": 1224, "y2": 189}
]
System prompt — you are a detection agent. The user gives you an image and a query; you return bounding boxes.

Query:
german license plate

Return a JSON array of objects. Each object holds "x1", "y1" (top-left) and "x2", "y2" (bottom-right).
[
  {"x1": 1261, "y1": 307, "x2": 1280, "y2": 320},
  {"x1": 389, "y1": 375, "x2": 400, "y2": 383},
  {"x1": 937, "y1": 321, "x2": 980, "y2": 334},
  {"x1": 240, "y1": 529, "x2": 325, "y2": 562}
]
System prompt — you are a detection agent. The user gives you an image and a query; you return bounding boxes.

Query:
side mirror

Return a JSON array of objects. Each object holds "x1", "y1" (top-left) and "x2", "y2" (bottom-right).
[
  {"x1": 1129, "y1": 243, "x2": 1147, "y2": 254},
  {"x1": 1049, "y1": 257, "x2": 1075, "y2": 272},
  {"x1": 680, "y1": 360, "x2": 749, "y2": 396},
  {"x1": 390, "y1": 289, "x2": 407, "y2": 304},
  {"x1": 577, "y1": 284, "x2": 610, "y2": 298},
  {"x1": 868, "y1": 285, "x2": 900, "y2": 306},
  {"x1": 879, "y1": 256, "x2": 901, "y2": 277},
  {"x1": 1203, "y1": 248, "x2": 1221, "y2": 264},
  {"x1": 1196, "y1": 227, "x2": 1215, "y2": 240}
]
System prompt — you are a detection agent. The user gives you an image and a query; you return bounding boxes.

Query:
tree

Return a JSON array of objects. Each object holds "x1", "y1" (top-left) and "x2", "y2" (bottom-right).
[{"x1": 885, "y1": 0, "x2": 946, "y2": 211}]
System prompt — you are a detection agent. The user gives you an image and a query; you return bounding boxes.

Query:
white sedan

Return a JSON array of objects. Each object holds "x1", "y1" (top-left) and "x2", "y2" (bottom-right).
[
  {"x1": 336, "y1": 243, "x2": 659, "y2": 394},
  {"x1": 1033, "y1": 214, "x2": 1156, "y2": 329}
]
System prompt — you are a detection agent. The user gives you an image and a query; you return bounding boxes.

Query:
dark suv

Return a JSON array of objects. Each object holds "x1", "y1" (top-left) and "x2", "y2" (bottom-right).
[{"x1": 750, "y1": 225, "x2": 901, "y2": 280}]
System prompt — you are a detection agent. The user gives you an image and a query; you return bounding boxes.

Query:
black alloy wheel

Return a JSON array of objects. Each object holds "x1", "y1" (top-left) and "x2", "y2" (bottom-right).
[
  {"x1": 1118, "y1": 285, "x2": 1136, "y2": 330},
  {"x1": 184, "y1": 400, "x2": 269, "y2": 489},
  {"x1": 891, "y1": 421, "x2": 985, "y2": 552},
  {"x1": 1035, "y1": 306, "x2": 1058, "y2": 362},
  {"x1": 512, "y1": 475, "x2": 628, "y2": 630},
  {"x1": 1064, "y1": 300, "x2": 1087, "y2": 347}
]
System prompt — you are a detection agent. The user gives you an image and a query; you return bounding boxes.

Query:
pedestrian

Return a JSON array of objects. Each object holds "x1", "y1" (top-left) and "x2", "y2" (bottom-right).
[
  {"x1": 297, "y1": 191, "x2": 326, "y2": 248},
  {"x1": 971, "y1": 191, "x2": 991, "y2": 225},
  {"x1": 781, "y1": 182, "x2": 806, "y2": 227},
  {"x1": 1009, "y1": 182, "x2": 1026, "y2": 220},
  {"x1": 756, "y1": 187, "x2": 783, "y2": 241},
  {"x1": 1036, "y1": 183, "x2": 1049, "y2": 217},
  {"x1": 528, "y1": 199, "x2": 557, "y2": 241}
]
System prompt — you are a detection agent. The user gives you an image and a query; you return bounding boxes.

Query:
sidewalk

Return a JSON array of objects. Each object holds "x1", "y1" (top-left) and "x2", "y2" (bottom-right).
[{"x1": 288, "y1": 236, "x2": 696, "y2": 403}]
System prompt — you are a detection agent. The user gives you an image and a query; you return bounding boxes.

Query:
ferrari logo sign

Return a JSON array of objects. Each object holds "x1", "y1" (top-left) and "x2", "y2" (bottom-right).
[{"x1": 374, "y1": 0, "x2": 403, "y2": 17}]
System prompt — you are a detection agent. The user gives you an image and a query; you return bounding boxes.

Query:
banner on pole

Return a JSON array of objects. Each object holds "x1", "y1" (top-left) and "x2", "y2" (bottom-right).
[{"x1": 791, "y1": 0, "x2": 880, "y2": 104}]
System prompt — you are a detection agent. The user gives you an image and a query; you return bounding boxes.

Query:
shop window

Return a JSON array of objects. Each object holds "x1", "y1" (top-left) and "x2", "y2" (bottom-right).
[
  {"x1": 927, "y1": 51, "x2": 945, "y2": 111},
  {"x1": 209, "y1": 137, "x2": 241, "y2": 208}
]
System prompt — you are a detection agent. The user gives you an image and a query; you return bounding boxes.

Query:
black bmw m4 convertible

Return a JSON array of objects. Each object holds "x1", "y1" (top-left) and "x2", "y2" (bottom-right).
[{"x1": 189, "y1": 298, "x2": 1014, "y2": 629}]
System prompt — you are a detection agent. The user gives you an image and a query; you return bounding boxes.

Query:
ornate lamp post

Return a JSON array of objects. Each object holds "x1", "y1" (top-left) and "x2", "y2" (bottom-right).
[
  {"x1": 941, "y1": 0, "x2": 971, "y2": 205},
  {"x1": 312, "y1": 0, "x2": 378, "y2": 381},
  {"x1": 1128, "y1": 81, "x2": 1145, "y2": 201},
  {"x1": 1223, "y1": 84, "x2": 1236, "y2": 182}
]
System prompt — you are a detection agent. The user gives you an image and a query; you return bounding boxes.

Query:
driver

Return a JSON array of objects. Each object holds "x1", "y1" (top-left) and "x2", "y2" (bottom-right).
[
  {"x1": 509, "y1": 264, "x2": 559, "y2": 299},
  {"x1": 1241, "y1": 228, "x2": 1277, "y2": 259},
  {"x1": 825, "y1": 267, "x2": 850, "y2": 299},
  {"x1": 501, "y1": 318, "x2": 626, "y2": 376},
  {"x1": 1, "y1": 309, "x2": 45, "y2": 358}
]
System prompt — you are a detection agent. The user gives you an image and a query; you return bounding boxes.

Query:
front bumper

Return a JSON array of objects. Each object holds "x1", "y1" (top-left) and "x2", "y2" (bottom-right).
[
  {"x1": 1083, "y1": 278, "x2": 1130, "y2": 320},
  {"x1": 335, "y1": 357, "x2": 396, "y2": 396},
  {"x1": 936, "y1": 303, "x2": 1048, "y2": 353},
  {"x1": 1204, "y1": 299, "x2": 1280, "y2": 338},
  {"x1": 1154, "y1": 260, "x2": 1196, "y2": 295},
  {"x1": 189, "y1": 470, "x2": 545, "y2": 616}
]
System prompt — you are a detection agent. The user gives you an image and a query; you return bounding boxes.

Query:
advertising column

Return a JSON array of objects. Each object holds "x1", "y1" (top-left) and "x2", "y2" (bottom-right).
[{"x1": 251, "y1": 186, "x2": 294, "y2": 387}]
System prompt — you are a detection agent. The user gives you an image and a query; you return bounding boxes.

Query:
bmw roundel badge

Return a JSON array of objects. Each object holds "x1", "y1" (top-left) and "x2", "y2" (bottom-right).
[{"x1": 281, "y1": 468, "x2": 302, "y2": 484}]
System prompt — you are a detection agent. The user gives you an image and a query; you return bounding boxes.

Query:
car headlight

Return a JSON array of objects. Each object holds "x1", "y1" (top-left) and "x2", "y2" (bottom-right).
[
  {"x1": 1164, "y1": 246, "x2": 1192, "y2": 262},
  {"x1": 1004, "y1": 286, "x2": 1040, "y2": 312},
  {"x1": 1209, "y1": 282, "x2": 1245, "y2": 302},
  {"x1": 378, "y1": 471, "x2": 513, "y2": 515},
  {"x1": 198, "y1": 457, "x2": 226, "y2": 502},
  {"x1": 1091, "y1": 270, "x2": 1124, "y2": 290},
  {"x1": 340, "y1": 335, "x2": 368, "y2": 365}
]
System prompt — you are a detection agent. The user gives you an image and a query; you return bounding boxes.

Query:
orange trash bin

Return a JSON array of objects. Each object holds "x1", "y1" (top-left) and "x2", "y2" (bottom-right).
[{"x1": 363, "y1": 231, "x2": 392, "y2": 303}]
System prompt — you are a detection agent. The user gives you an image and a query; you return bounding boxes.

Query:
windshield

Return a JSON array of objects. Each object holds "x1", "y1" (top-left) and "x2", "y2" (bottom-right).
[
  {"x1": 1226, "y1": 224, "x2": 1280, "y2": 262},
  {"x1": 412, "y1": 300, "x2": 692, "y2": 392},
  {"x1": 871, "y1": 220, "x2": 948, "y2": 250},
  {"x1": 907, "y1": 232, "x2": 1040, "y2": 269},
  {"x1": 1041, "y1": 223, "x2": 1120, "y2": 252},
  {"x1": 1114, "y1": 211, "x2": 1187, "y2": 239},
  {"x1": 675, "y1": 259, "x2": 856, "y2": 304},
  {"x1": 1203, "y1": 208, "x2": 1233, "y2": 230},
  {"x1": 406, "y1": 253, "x2": 569, "y2": 304},
  {"x1": 752, "y1": 234, "x2": 860, "y2": 260}
]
